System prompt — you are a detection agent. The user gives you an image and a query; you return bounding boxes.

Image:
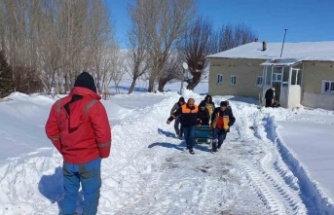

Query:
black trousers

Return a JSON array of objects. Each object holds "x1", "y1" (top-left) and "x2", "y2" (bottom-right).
[{"x1": 265, "y1": 98, "x2": 272, "y2": 107}]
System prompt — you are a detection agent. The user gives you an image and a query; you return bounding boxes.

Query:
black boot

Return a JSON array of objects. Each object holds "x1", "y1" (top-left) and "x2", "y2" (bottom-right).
[{"x1": 212, "y1": 139, "x2": 218, "y2": 152}]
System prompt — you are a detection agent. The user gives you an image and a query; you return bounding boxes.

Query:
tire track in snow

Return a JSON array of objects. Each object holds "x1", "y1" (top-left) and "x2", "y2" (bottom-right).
[
  {"x1": 264, "y1": 116, "x2": 334, "y2": 215},
  {"x1": 232, "y1": 103, "x2": 306, "y2": 215}
]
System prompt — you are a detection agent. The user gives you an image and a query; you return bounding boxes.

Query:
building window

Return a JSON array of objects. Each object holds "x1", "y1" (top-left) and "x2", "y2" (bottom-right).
[
  {"x1": 265, "y1": 66, "x2": 272, "y2": 85},
  {"x1": 291, "y1": 69, "x2": 302, "y2": 85},
  {"x1": 272, "y1": 66, "x2": 282, "y2": 82},
  {"x1": 322, "y1": 80, "x2": 334, "y2": 93},
  {"x1": 256, "y1": 76, "x2": 263, "y2": 87},
  {"x1": 230, "y1": 75, "x2": 236, "y2": 86},
  {"x1": 282, "y1": 67, "x2": 289, "y2": 86},
  {"x1": 217, "y1": 74, "x2": 223, "y2": 84}
]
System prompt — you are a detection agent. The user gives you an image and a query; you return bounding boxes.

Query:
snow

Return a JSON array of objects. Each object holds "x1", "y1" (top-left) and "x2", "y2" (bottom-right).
[
  {"x1": 260, "y1": 58, "x2": 301, "y2": 66},
  {"x1": 0, "y1": 81, "x2": 334, "y2": 214},
  {"x1": 207, "y1": 41, "x2": 334, "y2": 62}
]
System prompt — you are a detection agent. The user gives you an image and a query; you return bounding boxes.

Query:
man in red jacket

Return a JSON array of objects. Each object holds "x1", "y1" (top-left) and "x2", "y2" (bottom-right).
[{"x1": 45, "y1": 71, "x2": 112, "y2": 215}]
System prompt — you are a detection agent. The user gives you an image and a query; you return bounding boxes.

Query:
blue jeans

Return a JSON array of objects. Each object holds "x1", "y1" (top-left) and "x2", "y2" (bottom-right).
[
  {"x1": 62, "y1": 157, "x2": 101, "y2": 215},
  {"x1": 183, "y1": 126, "x2": 196, "y2": 150},
  {"x1": 212, "y1": 127, "x2": 227, "y2": 151}
]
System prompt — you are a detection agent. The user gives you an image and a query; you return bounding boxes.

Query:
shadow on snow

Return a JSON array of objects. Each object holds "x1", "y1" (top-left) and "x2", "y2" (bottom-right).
[
  {"x1": 38, "y1": 167, "x2": 85, "y2": 213},
  {"x1": 38, "y1": 167, "x2": 63, "y2": 211},
  {"x1": 153, "y1": 128, "x2": 212, "y2": 153}
]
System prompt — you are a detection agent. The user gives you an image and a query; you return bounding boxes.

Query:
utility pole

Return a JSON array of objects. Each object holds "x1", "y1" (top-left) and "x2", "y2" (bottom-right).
[{"x1": 280, "y1": 29, "x2": 288, "y2": 58}]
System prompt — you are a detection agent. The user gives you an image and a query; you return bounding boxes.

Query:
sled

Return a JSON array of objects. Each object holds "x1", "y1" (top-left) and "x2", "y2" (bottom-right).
[{"x1": 195, "y1": 125, "x2": 213, "y2": 144}]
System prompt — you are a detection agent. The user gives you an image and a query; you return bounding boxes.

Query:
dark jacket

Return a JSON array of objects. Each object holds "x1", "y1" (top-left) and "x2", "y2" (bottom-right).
[
  {"x1": 198, "y1": 108, "x2": 210, "y2": 125},
  {"x1": 265, "y1": 88, "x2": 275, "y2": 100},
  {"x1": 200, "y1": 95, "x2": 215, "y2": 116},
  {"x1": 168, "y1": 104, "x2": 199, "y2": 127},
  {"x1": 170, "y1": 102, "x2": 182, "y2": 116},
  {"x1": 265, "y1": 88, "x2": 275, "y2": 107},
  {"x1": 211, "y1": 107, "x2": 235, "y2": 132}
]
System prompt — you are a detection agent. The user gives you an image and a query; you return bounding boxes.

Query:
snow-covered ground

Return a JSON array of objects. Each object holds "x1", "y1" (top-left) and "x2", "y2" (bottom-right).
[{"x1": 0, "y1": 81, "x2": 333, "y2": 215}]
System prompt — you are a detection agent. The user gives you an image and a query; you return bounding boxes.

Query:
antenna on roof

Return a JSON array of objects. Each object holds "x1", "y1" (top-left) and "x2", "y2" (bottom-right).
[{"x1": 280, "y1": 29, "x2": 288, "y2": 58}]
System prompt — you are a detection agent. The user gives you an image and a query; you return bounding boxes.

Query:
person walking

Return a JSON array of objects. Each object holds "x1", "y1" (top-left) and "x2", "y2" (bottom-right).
[
  {"x1": 197, "y1": 103, "x2": 210, "y2": 126},
  {"x1": 211, "y1": 101, "x2": 235, "y2": 152},
  {"x1": 224, "y1": 100, "x2": 233, "y2": 112},
  {"x1": 170, "y1": 97, "x2": 185, "y2": 138},
  {"x1": 199, "y1": 95, "x2": 215, "y2": 118},
  {"x1": 167, "y1": 98, "x2": 199, "y2": 154},
  {"x1": 45, "y1": 71, "x2": 112, "y2": 215}
]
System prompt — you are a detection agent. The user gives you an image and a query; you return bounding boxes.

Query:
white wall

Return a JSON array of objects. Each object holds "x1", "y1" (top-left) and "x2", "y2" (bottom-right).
[
  {"x1": 302, "y1": 93, "x2": 334, "y2": 110},
  {"x1": 280, "y1": 86, "x2": 288, "y2": 108},
  {"x1": 288, "y1": 85, "x2": 301, "y2": 108}
]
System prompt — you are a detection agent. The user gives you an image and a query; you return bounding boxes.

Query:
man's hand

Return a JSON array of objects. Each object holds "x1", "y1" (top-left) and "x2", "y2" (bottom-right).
[{"x1": 166, "y1": 120, "x2": 171, "y2": 125}]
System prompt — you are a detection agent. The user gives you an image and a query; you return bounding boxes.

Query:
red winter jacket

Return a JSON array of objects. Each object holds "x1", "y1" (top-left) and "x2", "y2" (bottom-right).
[{"x1": 45, "y1": 87, "x2": 112, "y2": 164}]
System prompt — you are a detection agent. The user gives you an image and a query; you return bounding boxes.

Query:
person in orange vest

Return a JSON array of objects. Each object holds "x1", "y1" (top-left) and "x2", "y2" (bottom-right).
[
  {"x1": 167, "y1": 98, "x2": 199, "y2": 154},
  {"x1": 45, "y1": 72, "x2": 112, "y2": 214},
  {"x1": 211, "y1": 101, "x2": 235, "y2": 152}
]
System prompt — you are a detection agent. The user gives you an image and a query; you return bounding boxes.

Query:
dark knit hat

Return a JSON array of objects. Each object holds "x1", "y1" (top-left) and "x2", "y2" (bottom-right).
[
  {"x1": 179, "y1": 97, "x2": 185, "y2": 103},
  {"x1": 220, "y1": 101, "x2": 228, "y2": 107},
  {"x1": 74, "y1": 72, "x2": 97, "y2": 93}
]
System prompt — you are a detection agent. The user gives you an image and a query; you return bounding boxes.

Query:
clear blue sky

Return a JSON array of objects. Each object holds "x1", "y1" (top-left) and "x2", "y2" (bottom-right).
[{"x1": 106, "y1": 0, "x2": 334, "y2": 48}]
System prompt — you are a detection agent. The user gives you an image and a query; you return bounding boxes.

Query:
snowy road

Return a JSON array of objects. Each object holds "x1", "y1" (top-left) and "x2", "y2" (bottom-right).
[
  {"x1": 105, "y1": 96, "x2": 306, "y2": 215},
  {"x1": 0, "y1": 92, "x2": 328, "y2": 214}
]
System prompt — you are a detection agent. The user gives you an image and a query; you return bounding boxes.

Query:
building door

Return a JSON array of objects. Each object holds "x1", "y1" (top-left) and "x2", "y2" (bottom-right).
[{"x1": 272, "y1": 67, "x2": 283, "y2": 102}]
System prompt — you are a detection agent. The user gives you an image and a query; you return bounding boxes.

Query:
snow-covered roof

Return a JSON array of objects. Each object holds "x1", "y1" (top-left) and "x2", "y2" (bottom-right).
[
  {"x1": 207, "y1": 41, "x2": 334, "y2": 62},
  {"x1": 260, "y1": 58, "x2": 301, "y2": 66}
]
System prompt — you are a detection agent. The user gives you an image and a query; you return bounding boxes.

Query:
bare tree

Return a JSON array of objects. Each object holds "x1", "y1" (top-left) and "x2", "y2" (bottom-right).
[
  {"x1": 127, "y1": 0, "x2": 151, "y2": 94},
  {"x1": 0, "y1": 0, "x2": 116, "y2": 95},
  {"x1": 126, "y1": 42, "x2": 150, "y2": 94},
  {"x1": 128, "y1": 0, "x2": 195, "y2": 93},
  {"x1": 177, "y1": 17, "x2": 215, "y2": 90},
  {"x1": 110, "y1": 55, "x2": 126, "y2": 95},
  {"x1": 100, "y1": 45, "x2": 126, "y2": 97},
  {"x1": 0, "y1": 0, "x2": 7, "y2": 53},
  {"x1": 86, "y1": 0, "x2": 114, "y2": 95},
  {"x1": 214, "y1": 24, "x2": 257, "y2": 52},
  {"x1": 157, "y1": 52, "x2": 183, "y2": 92},
  {"x1": 0, "y1": 51, "x2": 14, "y2": 98},
  {"x1": 176, "y1": 22, "x2": 257, "y2": 90}
]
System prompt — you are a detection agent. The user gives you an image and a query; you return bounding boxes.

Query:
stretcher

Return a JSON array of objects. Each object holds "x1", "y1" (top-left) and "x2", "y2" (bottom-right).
[{"x1": 195, "y1": 125, "x2": 213, "y2": 143}]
